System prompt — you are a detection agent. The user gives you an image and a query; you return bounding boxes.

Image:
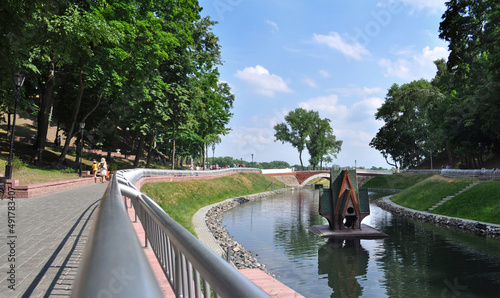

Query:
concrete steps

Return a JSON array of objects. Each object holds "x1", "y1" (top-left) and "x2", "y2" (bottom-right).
[{"x1": 428, "y1": 181, "x2": 483, "y2": 211}]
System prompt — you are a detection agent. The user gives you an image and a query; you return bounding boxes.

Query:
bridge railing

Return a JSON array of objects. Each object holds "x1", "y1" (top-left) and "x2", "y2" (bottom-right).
[{"x1": 72, "y1": 168, "x2": 268, "y2": 298}]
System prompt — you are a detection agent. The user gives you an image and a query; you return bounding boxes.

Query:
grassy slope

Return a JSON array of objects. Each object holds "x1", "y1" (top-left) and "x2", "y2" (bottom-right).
[
  {"x1": 141, "y1": 173, "x2": 285, "y2": 235},
  {"x1": 390, "y1": 175, "x2": 473, "y2": 211},
  {"x1": 362, "y1": 173, "x2": 434, "y2": 189},
  {"x1": 430, "y1": 181, "x2": 500, "y2": 224},
  {"x1": 366, "y1": 174, "x2": 499, "y2": 224}
]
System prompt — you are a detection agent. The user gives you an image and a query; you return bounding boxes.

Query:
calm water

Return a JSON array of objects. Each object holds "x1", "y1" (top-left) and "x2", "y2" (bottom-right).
[{"x1": 221, "y1": 189, "x2": 500, "y2": 297}]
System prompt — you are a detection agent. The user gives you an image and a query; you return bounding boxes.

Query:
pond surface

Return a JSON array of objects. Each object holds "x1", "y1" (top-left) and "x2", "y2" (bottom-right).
[{"x1": 221, "y1": 189, "x2": 500, "y2": 297}]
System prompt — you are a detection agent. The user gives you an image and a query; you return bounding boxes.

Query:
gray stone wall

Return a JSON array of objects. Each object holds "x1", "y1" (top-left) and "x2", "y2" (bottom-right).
[{"x1": 376, "y1": 197, "x2": 500, "y2": 239}]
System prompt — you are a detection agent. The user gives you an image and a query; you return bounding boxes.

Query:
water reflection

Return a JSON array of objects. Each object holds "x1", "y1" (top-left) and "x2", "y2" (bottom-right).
[
  {"x1": 318, "y1": 239, "x2": 368, "y2": 297},
  {"x1": 221, "y1": 189, "x2": 500, "y2": 297}
]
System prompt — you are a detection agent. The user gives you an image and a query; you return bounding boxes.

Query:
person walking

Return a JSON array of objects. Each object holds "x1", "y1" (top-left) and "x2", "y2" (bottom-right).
[
  {"x1": 91, "y1": 161, "x2": 98, "y2": 183},
  {"x1": 98, "y1": 158, "x2": 108, "y2": 183}
]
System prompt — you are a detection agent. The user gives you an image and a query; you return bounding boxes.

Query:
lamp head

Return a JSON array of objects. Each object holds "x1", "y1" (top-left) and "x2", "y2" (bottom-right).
[{"x1": 14, "y1": 73, "x2": 25, "y2": 87}]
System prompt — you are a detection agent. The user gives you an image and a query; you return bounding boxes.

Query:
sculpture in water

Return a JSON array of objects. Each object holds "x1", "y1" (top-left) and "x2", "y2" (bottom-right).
[{"x1": 309, "y1": 169, "x2": 387, "y2": 239}]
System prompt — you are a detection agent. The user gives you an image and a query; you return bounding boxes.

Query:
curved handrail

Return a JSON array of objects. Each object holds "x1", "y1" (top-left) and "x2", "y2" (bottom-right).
[
  {"x1": 72, "y1": 168, "x2": 267, "y2": 298},
  {"x1": 71, "y1": 174, "x2": 163, "y2": 297}
]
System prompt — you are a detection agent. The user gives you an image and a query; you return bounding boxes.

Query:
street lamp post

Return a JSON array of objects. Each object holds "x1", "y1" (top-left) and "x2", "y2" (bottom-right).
[
  {"x1": 251, "y1": 154, "x2": 254, "y2": 168},
  {"x1": 79, "y1": 122, "x2": 85, "y2": 177},
  {"x1": 5, "y1": 73, "x2": 25, "y2": 180}
]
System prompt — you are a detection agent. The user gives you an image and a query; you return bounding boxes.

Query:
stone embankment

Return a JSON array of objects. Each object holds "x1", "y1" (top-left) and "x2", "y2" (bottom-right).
[
  {"x1": 204, "y1": 189, "x2": 289, "y2": 274},
  {"x1": 269, "y1": 175, "x2": 300, "y2": 187},
  {"x1": 376, "y1": 196, "x2": 500, "y2": 239}
]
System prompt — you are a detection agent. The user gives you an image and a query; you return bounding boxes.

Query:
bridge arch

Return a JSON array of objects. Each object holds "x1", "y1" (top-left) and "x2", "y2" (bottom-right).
[{"x1": 300, "y1": 173, "x2": 330, "y2": 187}]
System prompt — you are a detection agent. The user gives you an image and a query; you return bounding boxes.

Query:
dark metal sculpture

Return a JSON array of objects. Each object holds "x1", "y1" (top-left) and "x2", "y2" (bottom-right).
[{"x1": 309, "y1": 169, "x2": 387, "y2": 239}]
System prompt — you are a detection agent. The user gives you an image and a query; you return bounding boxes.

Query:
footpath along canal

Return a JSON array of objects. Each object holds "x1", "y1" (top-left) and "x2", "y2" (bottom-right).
[{"x1": 220, "y1": 188, "x2": 500, "y2": 297}]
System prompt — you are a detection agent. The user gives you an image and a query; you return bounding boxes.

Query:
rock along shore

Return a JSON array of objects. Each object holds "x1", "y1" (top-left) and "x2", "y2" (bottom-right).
[
  {"x1": 376, "y1": 196, "x2": 500, "y2": 239},
  {"x1": 204, "y1": 188, "x2": 290, "y2": 275}
]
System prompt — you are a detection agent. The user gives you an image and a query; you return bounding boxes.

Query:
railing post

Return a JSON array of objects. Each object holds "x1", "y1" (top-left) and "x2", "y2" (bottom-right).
[{"x1": 175, "y1": 247, "x2": 183, "y2": 297}]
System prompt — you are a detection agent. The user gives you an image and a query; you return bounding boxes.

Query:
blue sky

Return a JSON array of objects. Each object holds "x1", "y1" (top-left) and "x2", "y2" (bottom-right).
[{"x1": 197, "y1": 0, "x2": 449, "y2": 168}]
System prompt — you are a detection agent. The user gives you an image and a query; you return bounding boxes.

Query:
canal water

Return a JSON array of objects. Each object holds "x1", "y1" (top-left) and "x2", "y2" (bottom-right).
[{"x1": 221, "y1": 189, "x2": 500, "y2": 297}]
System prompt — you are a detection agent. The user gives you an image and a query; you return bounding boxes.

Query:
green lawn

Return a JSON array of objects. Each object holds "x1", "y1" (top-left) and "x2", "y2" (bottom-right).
[
  {"x1": 390, "y1": 175, "x2": 474, "y2": 211},
  {"x1": 363, "y1": 173, "x2": 434, "y2": 190},
  {"x1": 141, "y1": 173, "x2": 285, "y2": 235},
  {"x1": 431, "y1": 181, "x2": 500, "y2": 224}
]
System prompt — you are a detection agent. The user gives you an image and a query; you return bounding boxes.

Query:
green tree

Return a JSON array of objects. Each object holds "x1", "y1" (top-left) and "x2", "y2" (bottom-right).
[
  {"x1": 370, "y1": 80, "x2": 440, "y2": 169},
  {"x1": 274, "y1": 108, "x2": 316, "y2": 169},
  {"x1": 307, "y1": 116, "x2": 342, "y2": 169},
  {"x1": 438, "y1": 0, "x2": 500, "y2": 166},
  {"x1": 274, "y1": 108, "x2": 342, "y2": 169}
]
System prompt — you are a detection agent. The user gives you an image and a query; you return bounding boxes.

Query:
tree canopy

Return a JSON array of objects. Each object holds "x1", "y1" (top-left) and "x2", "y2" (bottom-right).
[
  {"x1": 274, "y1": 108, "x2": 342, "y2": 169},
  {"x1": 0, "y1": 0, "x2": 235, "y2": 169},
  {"x1": 371, "y1": 0, "x2": 500, "y2": 169}
]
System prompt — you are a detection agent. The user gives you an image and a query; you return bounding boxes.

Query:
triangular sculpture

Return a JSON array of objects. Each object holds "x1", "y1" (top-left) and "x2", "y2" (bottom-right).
[{"x1": 309, "y1": 169, "x2": 387, "y2": 239}]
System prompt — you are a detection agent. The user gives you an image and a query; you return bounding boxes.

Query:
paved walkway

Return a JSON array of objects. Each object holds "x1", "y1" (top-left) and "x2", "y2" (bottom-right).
[{"x1": 0, "y1": 183, "x2": 108, "y2": 297}]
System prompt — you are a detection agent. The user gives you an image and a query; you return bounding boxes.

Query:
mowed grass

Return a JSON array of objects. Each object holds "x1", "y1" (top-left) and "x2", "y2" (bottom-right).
[
  {"x1": 12, "y1": 166, "x2": 80, "y2": 184},
  {"x1": 431, "y1": 181, "x2": 500, "y2": 224},
  {"x1": 141, "y1": 173, "x2": 285, "y2": 235},
  {"x1": 390, "y1": 175, "x2": 474, "y2": 211},
  {"x1": 307, "y1": 177, "x2": 330, "y2": 185},
  {"x1": 363, "y1": 173, "x2": 434, "y2": 190},
  {"x1": 367, "y1": 173, "x2": 500, "y2": 224}
]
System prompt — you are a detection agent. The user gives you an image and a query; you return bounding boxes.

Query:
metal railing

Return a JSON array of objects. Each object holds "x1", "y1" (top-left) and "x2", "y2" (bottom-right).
[
  {"x1": 72, "y1": 168, "x2": 267, "y2": 298},
  {"x1": 441, "y1": 168, "x2": 500, "y2": 180},
  {"x1": 404, "y1": 169, "x2": 443, "y2": 174},
  {"x1": 403, "y1": 168, "x2": 500, "y2": 180}
]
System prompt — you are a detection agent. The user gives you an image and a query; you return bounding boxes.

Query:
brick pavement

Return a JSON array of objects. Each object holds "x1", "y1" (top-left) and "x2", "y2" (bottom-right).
[{"x1": 0, "y1": 182, "x2": 108, "y2": 297}]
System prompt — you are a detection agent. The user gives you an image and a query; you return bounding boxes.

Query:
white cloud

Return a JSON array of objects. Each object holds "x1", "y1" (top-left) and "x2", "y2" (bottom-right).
[
  {"x1": 298, "y1": 95, "x2": 349, "y2": 119},
  {"x1": 234, "y1": 65, "x2": 293, "y2": 97},
  {"x1": 319, "y1": 70, "x2": 330, "y2": 78},
  {"x1": 398, "y1": 0, "x2": 446, "y2": 12},
  {"x1": 218, "y1": 109, "x2": 294, "y2": 161},
  {"x1": 379, "y1": 46, "x2": 448, "y2": 80},
  {"x1": 266, "y1": 20, "x2": 279, "y2": 33},
  {"x1": 302, "y1": 77, "x2": 318, "y2": 88},
  {"x1": 414, "y1": 46, "x2": 449, "y2": 66},
  {"x1": 350, "y1": 97, "x2": 385, "y2": 120},
  {"x1": 298, "y1": 94, "x2": 384, "y2": 124},
  {"x1": 331, "y1": 86, "x2": 385, "y2": 97},
  {"x1": 379, "y1": 58, "x2": 412, "y2": 79},
  {"x1": 313, "y1": 32, "x2": 370, "y2": 60},
  {"x1": 377, "y1": 0, "x2": 446, "y2": 13},
  {"x1": 297, "y1": 94, "x2": 384, "y2": 143}
]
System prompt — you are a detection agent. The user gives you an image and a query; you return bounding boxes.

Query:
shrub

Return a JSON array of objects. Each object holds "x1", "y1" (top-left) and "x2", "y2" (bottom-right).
[{"x1": 11, "y1": 155, "x2": 25, "y2": 170}]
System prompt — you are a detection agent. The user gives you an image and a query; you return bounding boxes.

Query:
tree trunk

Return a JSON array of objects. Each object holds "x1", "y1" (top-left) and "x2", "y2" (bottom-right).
[
  {"x1": 299, "y1": 150, "x2": 304, "y2": 170},
  {"x1": 146, "y1": 134, "x2": 155, "y2": 168},
  {"x1": 202, "y1": 142, "x2": 207, "y2": 170},
  {"x1": 35, "y1": 58, "x2": 55, "y2": 164},
  {"x1": 171, "y1": 126, "x2": 176, "y2": 170},
  {"x1": 134, "y1": 134, "x2": 145, "y2": 168},
  {"x1": 55, "y1": 120, "x2": 60, "y2": 146},
  {"x1": 57, "y1": 64, "x2": 85, "y2": 167},
  {"x1": 446, "y1": 142, "x2": 453, "y2": 166}
]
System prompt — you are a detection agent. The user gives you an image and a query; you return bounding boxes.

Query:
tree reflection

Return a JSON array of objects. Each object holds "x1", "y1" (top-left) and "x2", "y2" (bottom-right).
[{"x1": 273, "y1": 190, "x2": 327, "y2": 257}]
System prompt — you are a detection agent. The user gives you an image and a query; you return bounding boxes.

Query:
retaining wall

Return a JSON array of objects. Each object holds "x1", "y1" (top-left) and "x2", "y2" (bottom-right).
[{"x1": 376, "y1": 196, "x2": 500, "y2": 239}]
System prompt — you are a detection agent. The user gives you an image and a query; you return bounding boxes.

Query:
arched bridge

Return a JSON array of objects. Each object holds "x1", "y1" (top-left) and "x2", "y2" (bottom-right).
[{"x1": 263, "y1": 169, "x2": 392, "y2": 187}]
